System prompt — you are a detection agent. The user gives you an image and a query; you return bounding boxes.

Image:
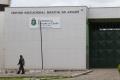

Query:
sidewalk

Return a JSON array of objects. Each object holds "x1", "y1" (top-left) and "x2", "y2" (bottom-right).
[
  {"x1": 69, "y1": 69, "x2": 120, "y2": 80},
  {"x1": 0, "y1": 70, "x2": 92, "y2": 78}
]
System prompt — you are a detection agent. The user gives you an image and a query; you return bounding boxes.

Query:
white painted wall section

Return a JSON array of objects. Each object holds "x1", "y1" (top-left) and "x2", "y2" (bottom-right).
[
  {"x1": 4, "y1": 8, "x2": 42, "y2": 69},
  {"x1": 4, "y1": 7, "x2": 87, "y2": 70},
  {"x1": 42, "y1": 7, "x2": 87, "y2": 70}
]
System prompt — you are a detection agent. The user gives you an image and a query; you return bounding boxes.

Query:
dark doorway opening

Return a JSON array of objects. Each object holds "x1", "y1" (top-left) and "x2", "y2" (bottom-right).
[
  {"x1": 0, "y1": 4, "x2": 9, "y2": 11},
  {"x1": 89, "y1": 20, "x2": 120, "y2": 68}
]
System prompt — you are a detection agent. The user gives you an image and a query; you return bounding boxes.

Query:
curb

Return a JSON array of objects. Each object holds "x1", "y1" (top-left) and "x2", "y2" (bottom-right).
[{"x1": 70, "y1": 70, "x2": 93, "y2": 78}]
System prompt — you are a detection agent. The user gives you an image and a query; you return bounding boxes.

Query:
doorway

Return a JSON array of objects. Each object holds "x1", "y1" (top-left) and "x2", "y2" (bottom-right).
[{"x1": 89, "y1": 20, "x2": 120, "y2": 68}]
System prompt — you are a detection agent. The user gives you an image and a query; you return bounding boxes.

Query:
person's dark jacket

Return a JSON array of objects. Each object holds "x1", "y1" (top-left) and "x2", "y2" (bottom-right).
[{"x1": 18, "y1": 57, "x2": 25, "y2": 66}]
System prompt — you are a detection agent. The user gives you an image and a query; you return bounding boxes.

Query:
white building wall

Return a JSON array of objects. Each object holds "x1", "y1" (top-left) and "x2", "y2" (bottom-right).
[
  {"x1": 4, "y1": 9, "x2": 42, "y2": 69},
  {"x1": 4, "y1": 6, "x2": 87, "y2": 70},
  {"x1": 42, "y1": 7, "x2": 87, "y2": 70},
  {"x1": 88, "y1": 7, "x2": 120, "y2": 19},
  {"x1": 3, "y1": 6, "x2": 120, "y2": 70},
  {"x1": 0, "y1": 12, "x2": 5, "y2": 71}
]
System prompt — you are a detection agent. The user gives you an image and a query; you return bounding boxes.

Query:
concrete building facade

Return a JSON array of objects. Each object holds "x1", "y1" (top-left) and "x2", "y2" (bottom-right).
[
  {"x1": 0, "y1": 0, "x2": 10, "y2": 72},
  {"x1": 1, "y1": 6, "x2": 120, "y2": 71},
  {"x1": 4, "y1": 7, "x2": 87, "y2": 70}
]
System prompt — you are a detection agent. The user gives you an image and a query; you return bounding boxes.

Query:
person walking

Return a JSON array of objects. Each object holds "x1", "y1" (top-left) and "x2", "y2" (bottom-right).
[{"x1": 17, "y1": 55, "x2": 25, "y2": 74}]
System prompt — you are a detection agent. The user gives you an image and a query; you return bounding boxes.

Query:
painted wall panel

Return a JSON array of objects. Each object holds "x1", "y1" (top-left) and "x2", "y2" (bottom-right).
[
  {"x1": 42, "y1": 7, "x2": 87, "y2": 69},
  {"x1": 4, "y1": 9, "x2": 42, "y2": 69},
  {"x1": 5, "y1": 7, "x2": 87, "y2": 69}
]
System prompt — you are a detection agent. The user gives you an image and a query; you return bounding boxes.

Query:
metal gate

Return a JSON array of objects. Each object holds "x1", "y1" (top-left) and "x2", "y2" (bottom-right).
[{"x1": 89, "y1": 22, "x2": 120, "y2": 68}]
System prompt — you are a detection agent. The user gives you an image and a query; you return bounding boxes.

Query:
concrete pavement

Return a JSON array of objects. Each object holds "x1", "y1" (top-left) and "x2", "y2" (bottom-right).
[
  {"x1": 69, "y1": 69, "x2": 120, "y2": 80},
  {"x1": 0, "y1": 69, "x2": 119, "y2": 80},
  {"x1": 0, "y1": 69, "x2": 92, "y2": 78}
]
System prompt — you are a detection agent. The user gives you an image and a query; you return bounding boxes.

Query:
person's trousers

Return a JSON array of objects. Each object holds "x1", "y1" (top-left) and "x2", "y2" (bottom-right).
[{"x1": 17, "y1": 65, "x2": 25, "y2": 74}]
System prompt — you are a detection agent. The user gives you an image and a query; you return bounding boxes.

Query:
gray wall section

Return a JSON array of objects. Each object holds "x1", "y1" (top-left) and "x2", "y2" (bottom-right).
[
  {"x1": 88, "y1": 7, "x2": 120, "y2": 19},
  {"x1": 0, "y1": 0, "x2": 10, "y2": 5},
  {"x1": 0, "y1": 12, "x2": 5, "y2": 71},
  {"x1": 5, "y1": 7, "x2": 87, "y2": 69}
]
